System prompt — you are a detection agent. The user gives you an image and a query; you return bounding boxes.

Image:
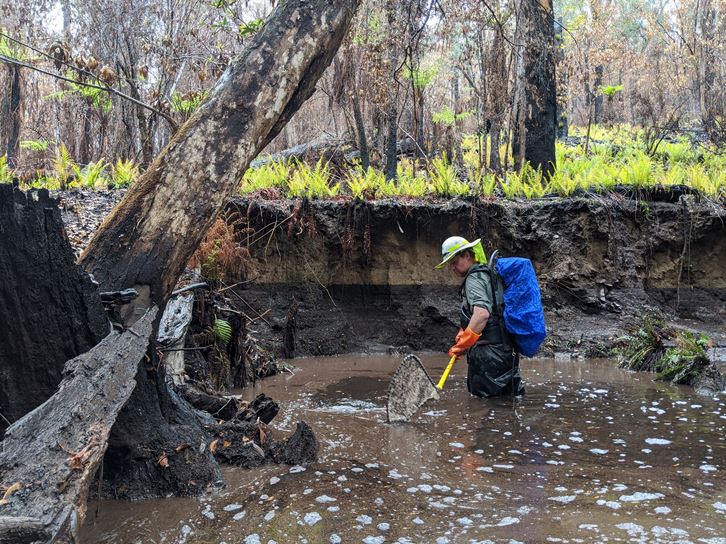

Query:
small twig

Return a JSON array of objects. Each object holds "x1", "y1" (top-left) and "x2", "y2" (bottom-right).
[
  {"x1": 0, "y1": 410, "x2": 11, "y2": 426},
  {"x1": 222, "y1": 283, "x2": 273, "y2": 327},
  {"x1": 160, "y1": 345, "x2": 213, "y2": 352},
  {"x1": 212, "y1": 398, "x2": 234, "y2": 417},
  {"x1": 248, "y1": 308, "x2": 272, "y2": 323},
  {"x1": 171, "y1": 282, "x2": 209, "y2": 296},
  {"x1": 217, "y1": 278, "x2": 258, "y2": 292}
]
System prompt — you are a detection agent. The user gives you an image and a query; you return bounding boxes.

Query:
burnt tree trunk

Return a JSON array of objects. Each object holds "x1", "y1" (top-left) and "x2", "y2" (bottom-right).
[
  {"x1": 78, "y1": 0, "x2": 358, "y2": 499},
  {"x1": 0, "y1": 186, "x2": 109, "y2": 434},
  {"x1": 3, "y1": 65, "x2": 22, "y2": 167},
  {"x1": 81, "y1": 0, "x2": 359, "y2": 304},
  {"x1": 383, "y1": 2, "x2": 400, "y2": 181},
  {"x1": 512, "y1": 0, "x2": 557, "y2": 178}
]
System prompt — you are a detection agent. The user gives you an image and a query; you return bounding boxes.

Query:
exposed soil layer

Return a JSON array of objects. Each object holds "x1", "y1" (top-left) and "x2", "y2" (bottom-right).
[{"x1": 230, "y1": 194, "x2": 726, "y2": 357}]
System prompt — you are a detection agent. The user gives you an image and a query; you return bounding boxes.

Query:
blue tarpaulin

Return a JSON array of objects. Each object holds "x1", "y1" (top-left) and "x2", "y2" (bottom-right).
[{"x1": 496, "y1": 257, "x2": 547, "y2": 357}]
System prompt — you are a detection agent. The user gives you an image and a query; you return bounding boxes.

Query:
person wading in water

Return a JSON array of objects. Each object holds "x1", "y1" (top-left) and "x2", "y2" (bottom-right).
[{"x1": 437, "y1": 236, "x2": 525, "y2": 398}]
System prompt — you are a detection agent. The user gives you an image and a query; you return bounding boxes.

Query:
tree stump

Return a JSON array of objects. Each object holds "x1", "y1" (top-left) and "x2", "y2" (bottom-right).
[{"x1": 0, "y1": 186, "x2": 108, "y2": 433}]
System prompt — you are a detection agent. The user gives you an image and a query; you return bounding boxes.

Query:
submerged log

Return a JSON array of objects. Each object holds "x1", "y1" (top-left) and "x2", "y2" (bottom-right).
[{"x1": 0, "y1": 309, "x2": 156, "y2": 543}]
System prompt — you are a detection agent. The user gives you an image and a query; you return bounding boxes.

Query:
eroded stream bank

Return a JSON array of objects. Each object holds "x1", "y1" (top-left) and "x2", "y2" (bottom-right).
[
  {"x1": 231, "y1": 195, "x2": 725, "y2": 358},
  {"x1": 81, "y1": 354, "x2": 726, "y2": 544}
]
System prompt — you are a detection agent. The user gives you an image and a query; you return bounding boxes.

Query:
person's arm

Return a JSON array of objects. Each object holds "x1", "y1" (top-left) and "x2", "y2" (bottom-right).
[
  {"x1": 449, "y1": 272, "x2": 494, "y2": 358},
  {"x1": 466, "y1": 305, "x2": 490, "y2": 335}
]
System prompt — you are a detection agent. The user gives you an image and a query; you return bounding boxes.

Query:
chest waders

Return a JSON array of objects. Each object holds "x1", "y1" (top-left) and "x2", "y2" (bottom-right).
[{"x1": 459, "y1": 252, "x2": 524, "y2": 398}]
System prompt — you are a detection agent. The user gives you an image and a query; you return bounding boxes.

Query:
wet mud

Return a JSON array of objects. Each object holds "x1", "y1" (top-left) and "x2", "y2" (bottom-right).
[{"x1": 81, "y1": 354, "x2": 726, "y2": 543}]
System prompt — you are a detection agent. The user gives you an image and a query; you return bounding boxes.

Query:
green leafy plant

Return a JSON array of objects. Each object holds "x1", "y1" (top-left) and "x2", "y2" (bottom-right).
[
  {"x1": 73, "y1": 159, "x2": 109, "y2": 189},
  {"x1": 170, "y1": 90, "x2": 208, "y2": 120},
  {"x1": 431, "y1": 106, "x2": 473, "y2": 125},
  {"x1": 52, "y1": 143, "x2": 76, "y2": 190},
  {"x1": 0, "y1": 155, "x2": 13, "y2": 184},
  {"x1": 238, "y1": 18, "x2": 265, "y2": 39},
  {"x1": 616, "y1": 316, "x2": 669, "y2": 372},
  {"x1": 287, "y1": 158, "x2": 339, "y2": 199},
  {"x1": 20, "y1": 140, "x2": 50, "y2": 152},
  {"x1": 213, "y1": 318, "x2": 233, "y2": 344},
  {"x1": 655, "y1": 332, "x2": 711, "y2": 384},
  {"x1": 111, "y1": 158, "x2": 139, "y2": 188},
  {"x1": 598, "y1": 84, "x2": 624, "y2": 98},
  {"x1": 428, "y1": 155, "x2": 468, "y2": 197},
  {"x1": 241, "y1": 159, "x2": 291, "y2": 193}
]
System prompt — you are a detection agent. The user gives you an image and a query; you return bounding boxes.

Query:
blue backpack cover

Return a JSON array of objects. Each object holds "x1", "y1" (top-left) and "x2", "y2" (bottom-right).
[{"x1": 495, "y1": 257, "x2": 546, "y2": 357}]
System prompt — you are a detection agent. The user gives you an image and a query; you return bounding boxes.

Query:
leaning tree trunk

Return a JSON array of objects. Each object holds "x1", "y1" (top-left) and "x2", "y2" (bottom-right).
[
  {"x1": 78, "y1": 0, "x2": 359, "y2": 501},
  {"x1": 81, "y1": 0, "x2": 360, "y2": 304},
  {"x1": 512, "y1": 0, "x2": 557, "y2": 178}
]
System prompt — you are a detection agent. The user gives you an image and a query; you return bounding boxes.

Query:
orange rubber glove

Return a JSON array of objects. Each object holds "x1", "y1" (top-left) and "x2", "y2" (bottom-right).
[{"x1": 448, "y1": 327, "x2": 481, "y2": 358}]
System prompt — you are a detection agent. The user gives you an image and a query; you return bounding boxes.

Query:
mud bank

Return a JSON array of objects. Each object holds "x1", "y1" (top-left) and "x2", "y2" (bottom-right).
[{"x1": 230, "y1": 194, "x2": 726, "y2": 357}]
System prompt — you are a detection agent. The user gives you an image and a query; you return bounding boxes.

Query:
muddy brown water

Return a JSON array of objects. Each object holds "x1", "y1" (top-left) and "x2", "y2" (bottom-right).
[{"x1": 81, "y1": 355, "x2": 726, "y2": 544}]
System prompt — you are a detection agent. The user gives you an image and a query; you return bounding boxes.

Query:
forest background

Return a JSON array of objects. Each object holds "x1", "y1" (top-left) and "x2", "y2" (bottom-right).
[{"x1": 1, "y1": 0, "x2": 725, "y2": 199}]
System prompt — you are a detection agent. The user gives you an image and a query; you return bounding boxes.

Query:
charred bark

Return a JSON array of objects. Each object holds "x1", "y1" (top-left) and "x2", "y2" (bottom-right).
[
  {"x1": 3, "y1": 65, "x2": 21, "y2": 167},
  {"x1": 512, "y1": 0, "x2": 557, "y2": 178},
  {"x1": 0, "y1": 186, "x2": 108, "y2": 434}
]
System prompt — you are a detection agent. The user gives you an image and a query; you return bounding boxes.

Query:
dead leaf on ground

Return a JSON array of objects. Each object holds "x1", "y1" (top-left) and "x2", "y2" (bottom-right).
[
  {"x1": 0, "y1": 482, "x2": 22, "y2": 504},
  {"x1": 157, "y1": 452, "x2": 169, "y2": 468},
  {"x1": 210, "y1": 439, "x2": 219, "y2": 454},
  {"x1": 175, "y1": 443, "x2": 190, "y2": 453}
]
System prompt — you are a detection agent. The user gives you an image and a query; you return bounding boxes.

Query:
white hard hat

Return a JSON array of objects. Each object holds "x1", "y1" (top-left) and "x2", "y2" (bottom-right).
[{"x1": 436, "y1": 236, "x2": 482, "y2": 269}]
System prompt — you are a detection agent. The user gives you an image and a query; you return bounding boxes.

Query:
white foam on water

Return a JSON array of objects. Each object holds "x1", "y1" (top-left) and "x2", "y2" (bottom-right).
[
  {"x1": 548, "y1": 495, "x2": 576, "y2": 504},
  {"x1": 303, "y1": 512, "x2": 322, "y2": 526},
  {"x1": 645, "y1": 438, "x2": 672, "y2": 445},
  {"x1": 619, "y1": 492, "x2": 664, "y2": 502},
  {"x1": 596, "y1": 499, "x2": 621, "y2": 509}
]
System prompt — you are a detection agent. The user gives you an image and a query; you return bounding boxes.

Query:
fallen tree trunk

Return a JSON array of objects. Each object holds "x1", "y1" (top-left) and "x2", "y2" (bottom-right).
[{"x1": 0, "y1": 309, "x2": 157, "y2": 543}]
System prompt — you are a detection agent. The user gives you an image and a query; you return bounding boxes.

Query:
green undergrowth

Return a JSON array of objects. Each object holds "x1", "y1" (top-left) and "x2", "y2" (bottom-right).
[
  {"x1": 0, "y1": 142, "x2": 139, "y2": 190},
  {"x1": 616, "y1": 316, "x2": 715, "y2": 386},
  {"x1": 241, "y1": 125, "x2": 726, "y2": 200},
  {"x1": 3, "y1": 125, "x2": 725, "y2": 199}
]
